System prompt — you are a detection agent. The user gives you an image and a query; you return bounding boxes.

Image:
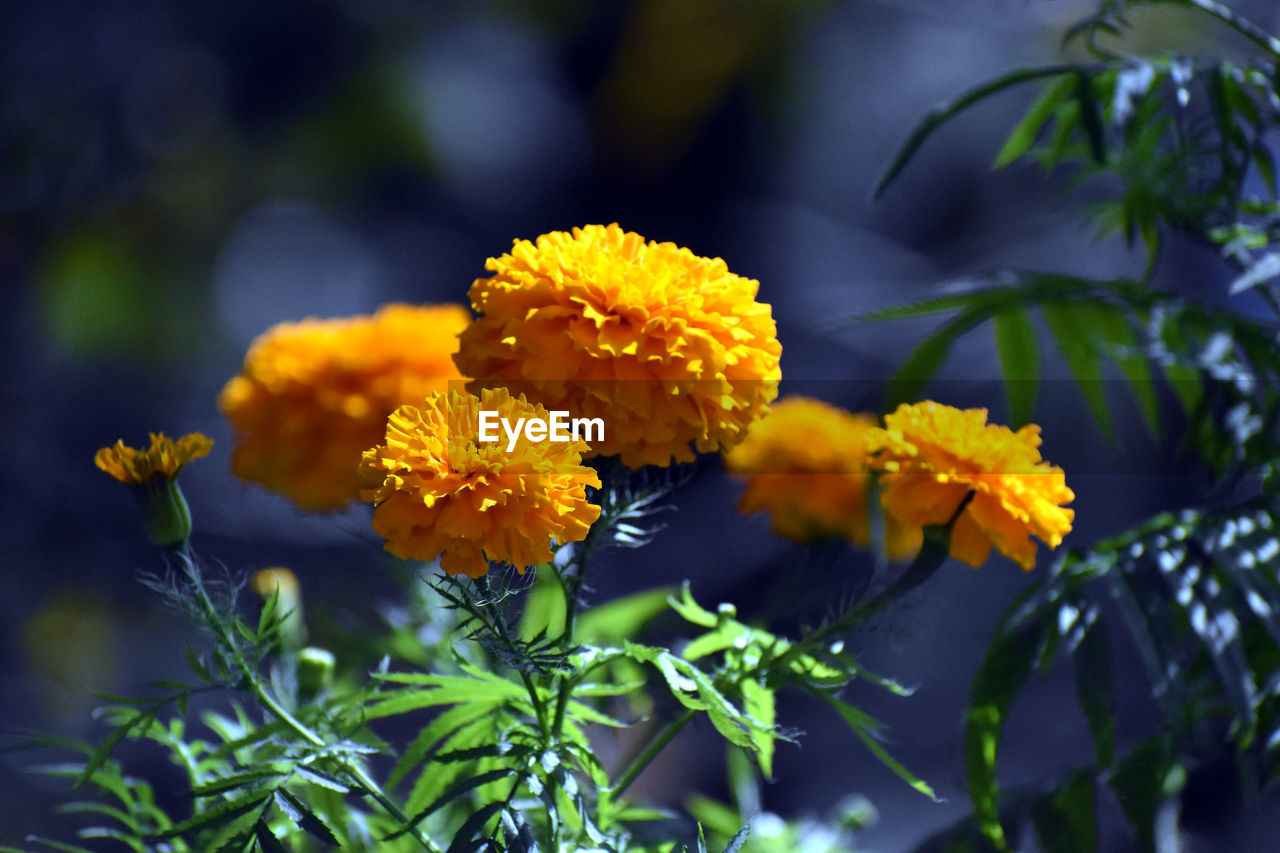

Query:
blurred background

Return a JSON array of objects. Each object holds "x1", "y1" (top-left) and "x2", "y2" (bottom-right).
[{"x1": 6, "y1": 0, "x2": 1280, "y2": 848}]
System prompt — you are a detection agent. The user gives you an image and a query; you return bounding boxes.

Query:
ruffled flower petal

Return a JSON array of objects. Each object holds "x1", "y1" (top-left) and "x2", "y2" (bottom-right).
[
  {"x1": 359, "y1": 388, "x2": 601, "y2": 577},
  {"x1": 871, "y1": 401, "x2": 1074, "y2": 571},
  {"x1": 723, "y1": 396, "x2": 921, "y2": 560},
  {"x1": 454, "y1": 224, "x2": 782, "y2": 468},
  {"x1": 219, "y1": 303, "x2": 470, "y2": 511}
]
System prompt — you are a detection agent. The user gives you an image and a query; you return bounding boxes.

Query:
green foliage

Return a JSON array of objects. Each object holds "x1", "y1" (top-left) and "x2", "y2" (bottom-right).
[{"x1": 870, "y1": 1, "x2": 1280, "y2": 849}]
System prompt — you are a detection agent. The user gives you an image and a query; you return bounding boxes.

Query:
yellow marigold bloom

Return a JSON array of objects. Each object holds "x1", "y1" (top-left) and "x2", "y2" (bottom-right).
[
  {"x1": 94, "y1": 432, "x2": 213, "y2": 484},
  {"x1": 219, "y1": 303, "x2": 470, "y2": 512},
  {"x1": 870, "y1": 402, "x2": 1074, "y2": 571},
  {"x1": 359, "y1": 387, "x2": 602, "y2": 578},
  {"x1": 95, "y1": 432, "x2": 212, "y2": 546},
  {"x1": 453, "y1": 223, "x2": 782, "y2": 468},
  {"x1": 723, "y1": 397, "x2": 921, "y2": 560}
]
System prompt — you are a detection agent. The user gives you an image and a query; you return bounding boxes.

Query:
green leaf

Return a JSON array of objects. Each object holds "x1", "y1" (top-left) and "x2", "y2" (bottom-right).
[
  {"x1": 1108, "y1": 736, "x2": 1184, "y2": 851},
  {"x1": 811, "y1": 689, "x2": 937, "y2": 800},
  {"x1": 386, "y1": 769, "x2": 512, "y2": 841},
  {"x1": 1071, "y1": 619, "x2": 1117, "y2": 770},
  {"x1": 1086, "y1": 304, "x2": 1160, "y2": 438},
  {"x1": 740, "y1": 680, "x2": 777, "y2": 778},
  {"x1": 157, "y1": 788, "x2": 273, "y2": 838},
  {"x1": 577, "y1": 586, "x2": 680, "y2": 644},
  {"x1": 874, "y1": 65, "x2": 1082, "y2": 198},
  {"x1": 1030, "y1": 771, "x2": 1097, "y2": 853},
  {"x1": 25, "y1": 838, "x2": 96, "y2": 853},
  {"x1": 1042, "y1": 302, "x2": 1113, "y2": 438},
  {"x1": 191, "y1": 765, "x2": 291, "y2": 797},
  {"x1": 993, "y1": 306, "x2": 1040, "y2": 425},
  {"x1": 994, "y1": 74, "x2": 1079, "y2": 168},
  {"x1": 965, "y1": 617, "x2": 1048, "y2": 851},
  {"x1": 274, "y1": 787, "x2": 342, "y2": 846},
  {"x1": 387, "y1": 701, "x2": 500, "y2": 790},
  {"x1": 723, "y1": 826, "x2": 750, "y2": 853},
  {"x1": 75, "y1": 712, "x2": 146, "y2": 789},
  {"x1": 253, "y1": 821, "x2": 288, "y2": 853},
  {"x1": 886, "y1": 308, "x2": 988, "y2": 409},
  {"x1": 444, "y1": 800, "x2": 505, "y2": 853}
]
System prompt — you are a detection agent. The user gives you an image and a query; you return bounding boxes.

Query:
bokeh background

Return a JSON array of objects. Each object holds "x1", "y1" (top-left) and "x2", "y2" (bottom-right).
[{"x1": 6, "y1": 0, "x2": 1280, "y2": 849}]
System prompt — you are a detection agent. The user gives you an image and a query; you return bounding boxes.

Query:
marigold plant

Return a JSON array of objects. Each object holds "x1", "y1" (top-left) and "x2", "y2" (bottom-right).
[
  {"x1": 453, "y1": 223, "x2": 782, "y2": 468},
  {"x1": 94, "y1": 432, "x2": 213, "y2": 484},
  {"x1": 219, "y1": 303, "x2": 470, "y2": 511},
  {"x1": 723, "y1": 396, "x2": 921, "y2": 559},
  {"x1": 359, "y1": 387, "x2": 602, "y2": 578},
  {"x1": 870, "y1": 401, "x2": 1074, "y2": 571}
]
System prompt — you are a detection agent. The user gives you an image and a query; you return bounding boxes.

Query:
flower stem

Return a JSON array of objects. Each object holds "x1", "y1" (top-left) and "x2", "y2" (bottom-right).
[
  {"x1": 175, "y1": 550, "x2": 441, "y2": 852},
  {"x1": 609, "y1": 708, "x2": 696, "y2": 801}
]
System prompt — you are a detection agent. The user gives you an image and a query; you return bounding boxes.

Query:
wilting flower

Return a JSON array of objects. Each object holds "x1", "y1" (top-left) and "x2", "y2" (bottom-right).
[
  {"x1": 453, "y1": 223, "x2": 782, "y2": 468},
  {"x1": 219, "y1": 303, "x2": 470, "y2": 511},
  {"x1": 723, "y1": 397, "x2": 921, "y2": 559},
  {"x1": 870, "y1": 402, "x2": 1074, "y2": 571},
  {"x1": 94, "y1": 432, "x2": 213, "y2": 546},
  {"x1": 359, "y1": 387, "x2": 601, "y2": 578}
]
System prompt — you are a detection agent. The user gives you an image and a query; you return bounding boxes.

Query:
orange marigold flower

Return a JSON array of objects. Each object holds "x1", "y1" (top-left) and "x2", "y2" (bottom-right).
[
  {"x1": 358, "y1": 387, "x2": 602, "y2": 578},
  {"x1": 95, "y1": 432, "x2": 212, "y2": 546},
  {"x1": 870, "y1": 401, "x2": 1074, "y2": 571},
  {"x1": 94, "y1": 432, "x2": 213, "y2": 485},
  {"x1": 219, "y1": 303, "x2": 470, "y2": 512},
  {"x1": 723, "y1": 397, "x2": 921, "y2": 560},
  {"x1": 453, "y1": 223, "x2": 782, "y2": 468}
]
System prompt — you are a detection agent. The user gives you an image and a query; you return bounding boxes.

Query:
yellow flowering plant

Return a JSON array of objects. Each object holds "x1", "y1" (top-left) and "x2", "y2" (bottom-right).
[{"x1": 31, "y1": 3, "x2": 1280, "y2": 839}]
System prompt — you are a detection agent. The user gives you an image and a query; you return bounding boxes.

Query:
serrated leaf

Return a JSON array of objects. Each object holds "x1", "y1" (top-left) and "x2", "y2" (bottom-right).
[
  {"x1": 445, "y1": 800, "x2": 505, "y2": 853},
  {"x1": 191, "y1": 764, "x2": 291, "y2": 797},
  {"x1": 1042, "y1": 302, "x2": 1113, "y2": 438},
  {"x1": 253, "y1": 821, "x2": 288, "y2": 853},
  {"x1": 993, "y1": 306, "x2": 1039, "y2": 425},
  {"x1": 995, "y1": 73, "x2": 1079, "y2": 168},
  {"x1": 292, "y1": 764, "x2": 350, "y2": 793},
  {"x1": 274, "y1": 788, "x2": 341, "y2": 845},
  {"x1": 75, "y1": 713, "x2": 144, "y2": 789},
  {"x1": 387, "y1": 701, "x2": 499, "y2": 790},
  {"x1": 157, "y1": 788, "x2": 273, "y2": 838},
  {"x1": 386, "y1": 769, "x2": 512, "y2": 841}
]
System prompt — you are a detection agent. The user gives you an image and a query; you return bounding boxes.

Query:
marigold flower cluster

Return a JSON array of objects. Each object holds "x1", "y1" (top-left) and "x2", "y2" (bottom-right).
[
  {"x1": 219, "y1": 303, "x2": 469, "y2": 511},
  {"x1": 727, "y1": 399, "x2": 1074, "y2": 570},
  {"x1": 358, "y1": 388, "x2": 602, "y2": 578},
  {"x1": 723, "y1": 397, "x2": 921, "y2": 560},
  {"x1": 94, "y1": 432, "x2": 213, "y2": 485},
  {"x1": 871, "y1": 401, "x2": 1075, "y2": 571},
  {"x1": 453, "y1": 223, "x2": 782, "y2": 468}
]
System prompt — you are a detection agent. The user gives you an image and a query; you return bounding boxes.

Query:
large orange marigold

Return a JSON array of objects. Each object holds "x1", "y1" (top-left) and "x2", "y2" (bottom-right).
[
  {"x1": 870, "y1": 401, "x2": 1074, "y2": 571},
  {"x1": 453, "y1": 224, "x2": 782, "y2": 468},
  {"x1": 358, "y1": 387, "x2": 601, "y2": 578},
  {"x1": 723, "y1": 397, "x2": 921, "y2": 559},
  {"x1": 219, "y1": 304, "x2": 469, "y2": 511}
]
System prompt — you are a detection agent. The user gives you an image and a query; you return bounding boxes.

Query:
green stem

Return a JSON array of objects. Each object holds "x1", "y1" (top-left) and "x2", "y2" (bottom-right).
[
  {"x1": 609, "y1": 709, "x2": 696, "y2": 801},
  {"x1": 177, "y1": 552, "x2": 441, "y2": 852}
]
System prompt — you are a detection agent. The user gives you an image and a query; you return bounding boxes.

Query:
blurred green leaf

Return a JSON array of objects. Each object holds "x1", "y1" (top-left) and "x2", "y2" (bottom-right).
[{"x1": 993, "y1": 306, "x2": 1039, "y2": 425}]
